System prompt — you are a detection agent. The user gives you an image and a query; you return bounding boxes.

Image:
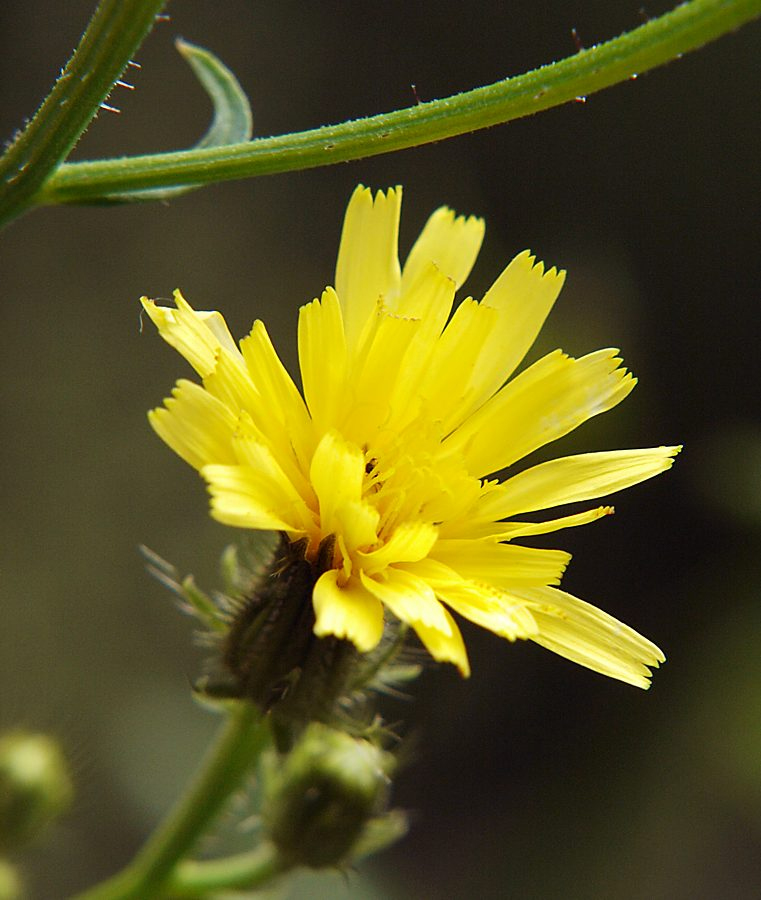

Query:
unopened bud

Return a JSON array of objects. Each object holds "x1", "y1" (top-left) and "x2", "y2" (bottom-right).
[
  {"x1": 263, "y1": 724, "x2": 394, "y2": 868},
  {"x1": 0, "y1": 731, "x2": 73, "y2": 853}
]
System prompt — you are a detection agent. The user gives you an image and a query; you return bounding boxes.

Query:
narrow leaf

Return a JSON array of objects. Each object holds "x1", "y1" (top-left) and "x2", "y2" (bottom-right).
[
  {"x1": 176, "y1": 38, "x2": 253, "y2": 150},
  {"x1": 110, "y1": 38, "x2": 253, "y2": 201}
]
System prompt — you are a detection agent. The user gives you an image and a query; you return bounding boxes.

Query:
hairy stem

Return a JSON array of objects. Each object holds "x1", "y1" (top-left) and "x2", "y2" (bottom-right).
[
  {"x1": 74, "y1": 703, "x2": 272, "y2": 900},
  {"x1": 0, "y1": 0, "x2": 167, "y2": 227},
  {"x1": 36, "y1": 0, "x2": 761, "y2": 207}
]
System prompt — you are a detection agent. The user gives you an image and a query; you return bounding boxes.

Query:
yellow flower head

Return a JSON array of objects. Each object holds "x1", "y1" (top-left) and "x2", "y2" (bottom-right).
[{"x1": 143, "y1": 186, "x2": 679, "y2": 688}]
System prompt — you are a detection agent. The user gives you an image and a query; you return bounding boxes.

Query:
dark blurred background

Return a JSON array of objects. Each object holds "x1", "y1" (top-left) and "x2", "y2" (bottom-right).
[{"x1": 1, "y1": 2, "x2": 759, "y2": 898}]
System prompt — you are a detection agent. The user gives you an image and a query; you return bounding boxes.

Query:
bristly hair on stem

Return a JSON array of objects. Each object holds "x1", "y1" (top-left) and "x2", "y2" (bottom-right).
[
  {"x1": 0, "y1": 0, "x2": 168, "y2": 228},
  {"x1": 0, "y1": 0, "x2": 757, "y2": 223}
]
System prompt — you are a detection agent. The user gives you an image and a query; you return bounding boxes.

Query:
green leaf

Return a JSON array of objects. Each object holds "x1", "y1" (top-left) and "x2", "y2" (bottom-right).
[
  {"x1": 109, "y1": 38, "x2": 253, "y2": 202},
  {"x1": 176, "y1": 38, "x2": 253, "y2": 150}
]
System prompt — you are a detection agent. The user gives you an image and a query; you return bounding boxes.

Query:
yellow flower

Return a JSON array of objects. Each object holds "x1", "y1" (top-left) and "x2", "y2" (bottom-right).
[{"x1": 143, "y1": 186, "x2": 679, "y2": 688}]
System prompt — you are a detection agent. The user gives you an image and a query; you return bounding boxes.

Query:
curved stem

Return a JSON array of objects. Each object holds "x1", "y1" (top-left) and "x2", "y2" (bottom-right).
[
  {"x1": 74, "y1": 702, "x2": 271, "y2": 900},
  {"x1": 0, "y1": 0, "x2": 167, "y2": 228},
  {"x1": 166, "y1": 845, "x2": 285, "y2": 897},
  {"x1": 37, "y1": 0, "x2": 761, "y2": 206}
]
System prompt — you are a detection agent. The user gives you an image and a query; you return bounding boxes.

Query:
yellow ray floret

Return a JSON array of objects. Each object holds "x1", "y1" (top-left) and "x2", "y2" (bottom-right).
[
  {"x1": 515, "y1": 585, "x2": 666, "y2": 689},
  {"x1": 313, "y1": 570, "x2": 385, "y2": 652},
  {"x1": 144, "y1": 184, "x2": 680, "y2": 688},
  {"x1": 148, "y1": 380, "x2": 238, "y2": 470},
  {"x1": 142, "y1": 291, "x2": 240, "y2": 377},
  {"x1": 475, "y1": 446, "x2": 682, "y2": 521},
  {"x1": 400, "y1": 204, "x2": 484, "y2": 294}
]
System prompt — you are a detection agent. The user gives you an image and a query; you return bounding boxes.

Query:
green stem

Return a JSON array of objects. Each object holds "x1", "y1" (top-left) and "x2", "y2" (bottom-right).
[
  {"x1": 166, "y1": 845, "x2": 285, "y2": 897},
  {"x1": 36, "y1": 0, "x2": 761, "y2": 206},
  {"x1": 75, "y1": 702, "x2": 272, "y2": 900},
  {"x1": 0, "y1": 0, "x2": 167, "y2": 228}
]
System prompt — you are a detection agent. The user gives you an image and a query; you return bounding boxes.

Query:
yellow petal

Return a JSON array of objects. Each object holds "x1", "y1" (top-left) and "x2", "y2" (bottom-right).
[
  {"x1": 477, "y1": 447, "x2": 682, "y2": 520},
  {"x1": 445, "y1": 348, "x2": 636, "y2": 477},
  {"x1": 141, "y1": 291, "x2": 241, "y2": 377},
  {"x1": 334, "y1": 500, "x2": 380, "y2": 554},
  {"x1": 397, "y1": 253, "x2": 563, "y2": 436},
  {"x1": 438, "y1": 581, "x2": 539, "y2": 642},
  {"x1": 432, "y1": 538, "x2": 570, "y2": 587},
  {"x1": 400, "y1": 558, "x2": 539, "y2": 641},
  {"x1": 395, "y1": 259, "x2": 457, "y2": 326},
  {"x1": 387, "y1": 265, "x2": 459, "y2": 429},
  {"x1": 440, "y1": 506, "x2": 615, "y2": 540},
  {"x1": 359, "y1": 568, "x2": 451, "y2": 633},
  {"x1": 342, "y1": 311, "x2": 422, "y2": 442},
  {"x1": 401, "y1": 206, "x2": 484, "y2": 294},
  {"x1": 240, "y1": 320, "x2": 313, "y2": 464},
  {"x1": 411, "y1": 608, "x2": 471, "y2": 676},
  {"x1": 488, "y1": 507, "x2": 615, "y2": 539},
  {"x1": 203, "y1": 344, "x2": 262, "y2": 421},
  {"x1": 358, "y1": 521, "x2": 438, "y2": 574},
  {"x1": 334, "y1": 186, "x2": 402, "y2": 356},
  {"x1": 232, "y1": 434, "x2": 316, "y2": 533},
  {"x1": 360, "y1": 569, "x2": 470, "y2": 675},
  {"x1": 313, "y1": 570, "x2": 385, "y2": 651},
  {"x1": 417, "y1": 298, "x2": 500, "y2": 431},
  {"x1": 458, "y1": 251, "x2": 565, "y2": 422},
  {"x1": 240, "y1": 321, "x2": 307, "y2": 423},
  {"x1": 298, "y1": 288, "x2": 348, "y2": 434},
  {"x1": 517, "y1": 585, "x2": 665, "y2": 689},
  {"x1": 148, "y1": 379, "x2": 238, "y2": 471},
  {"x1": 309, "y1": 430, "x2": 364, "y2": 536},
  {"x1": 202, "y1": 463, "x2": 303, "y2": 532}
]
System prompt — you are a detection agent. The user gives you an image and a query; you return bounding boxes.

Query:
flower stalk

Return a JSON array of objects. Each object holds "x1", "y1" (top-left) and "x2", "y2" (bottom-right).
[
  {"x1": 76, "y1": 535, "x2": 410, "y2": 899},
  {"x1": 164, "y1": 846, "x2": 284, "y2": 897},
  {"x1": 28, "y1": 0, "x2": 761, "y2": 208},
  {"x1": 75, "y1": 701, "x2": 272, "y2": 900}
]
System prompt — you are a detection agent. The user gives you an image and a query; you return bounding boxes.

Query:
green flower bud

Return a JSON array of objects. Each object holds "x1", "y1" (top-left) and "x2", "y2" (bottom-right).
[
  {"x1": 262, "y1": 723, "x2": 394, "y2": 869},
  {"x1": 0, "y1": 731, "x2": 73, "y2": 853}
]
